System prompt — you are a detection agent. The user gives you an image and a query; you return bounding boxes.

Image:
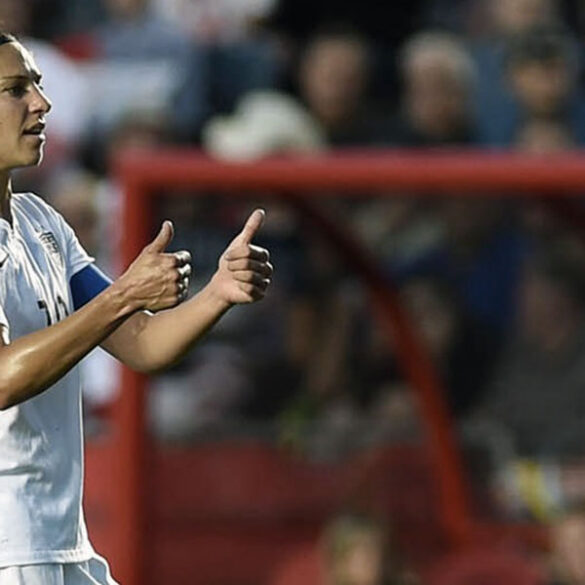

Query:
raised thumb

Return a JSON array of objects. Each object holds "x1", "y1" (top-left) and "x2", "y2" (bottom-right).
[
  {"x1": 235, "y1": 209, "x2": 266, "y2": 246},
  {"x1": 149, "y1": 220, "x2": 174, "y2": 252}
]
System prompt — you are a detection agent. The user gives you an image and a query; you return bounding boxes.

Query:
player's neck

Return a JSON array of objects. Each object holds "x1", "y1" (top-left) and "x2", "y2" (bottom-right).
[{"x1": 0, "y1": 174, "x2": 12, "y2": 225}]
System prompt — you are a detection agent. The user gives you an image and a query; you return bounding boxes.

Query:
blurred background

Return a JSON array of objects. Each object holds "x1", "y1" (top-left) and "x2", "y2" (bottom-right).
[{"x1": 11, "y1": 0, "x2": 585, "y2": 583}]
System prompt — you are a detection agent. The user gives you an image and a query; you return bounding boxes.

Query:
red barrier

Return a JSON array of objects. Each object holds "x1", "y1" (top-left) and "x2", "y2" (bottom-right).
[
  {"x1": 115, "y1": 149, "x2": 585, "y2": 193},
  {"x1": 86, "y1": 442, "x2": 444, "y2": 585}
]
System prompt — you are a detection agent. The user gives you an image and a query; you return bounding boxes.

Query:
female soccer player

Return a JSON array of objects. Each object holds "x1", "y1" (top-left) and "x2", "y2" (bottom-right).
[{"x1": 0, "y1": 32, "x2": 273, "y2": 585}]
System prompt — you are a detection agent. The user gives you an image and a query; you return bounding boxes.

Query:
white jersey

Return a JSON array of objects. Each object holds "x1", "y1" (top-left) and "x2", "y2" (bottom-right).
[{"x1": 0, "y1": 192, "x2": 94, "y2": 566}]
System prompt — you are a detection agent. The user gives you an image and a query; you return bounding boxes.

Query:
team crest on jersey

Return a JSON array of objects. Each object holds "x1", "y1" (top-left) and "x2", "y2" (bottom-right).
[{"x1": 39, "y1": 231, "x2": 62, "y2": 262}]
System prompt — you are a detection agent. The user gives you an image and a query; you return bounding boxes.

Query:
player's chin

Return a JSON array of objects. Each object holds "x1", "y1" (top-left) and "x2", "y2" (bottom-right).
[{"x1": 14, "y1": 146, "x2": 46, "y2": 168}]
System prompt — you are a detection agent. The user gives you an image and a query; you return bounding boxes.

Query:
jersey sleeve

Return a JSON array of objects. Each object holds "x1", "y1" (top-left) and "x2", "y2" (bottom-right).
[
  {"x1": 59, "y1": 216, "x2": 95, "y2": 281},
  {"x1": 36, "y1": 196, "x2": 95, "y2": 281},
  {"x1": 46, "y1": 204, "x2": 113, "y2": 309}
]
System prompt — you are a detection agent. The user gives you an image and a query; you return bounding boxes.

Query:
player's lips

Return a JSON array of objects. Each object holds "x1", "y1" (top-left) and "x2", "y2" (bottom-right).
[{"x1": 22, "y1": 122, "x2": 46, "y2": 141}]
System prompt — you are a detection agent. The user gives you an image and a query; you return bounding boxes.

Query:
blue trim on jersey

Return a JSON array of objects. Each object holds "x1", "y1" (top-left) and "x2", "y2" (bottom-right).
[{"x1": 70, "y1": 264, "x2": 112, "y2": 310}]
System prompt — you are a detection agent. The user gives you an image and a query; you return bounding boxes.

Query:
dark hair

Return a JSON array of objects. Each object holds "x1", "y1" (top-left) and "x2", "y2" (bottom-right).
[
  {"x1": 505, "y1": 28, "x2": 571, "y2": 69},
  {"x1": 0, "y1": 32, "x2": 17, "y2": 47},
  {"x1": 303, "y1": 22, "x2": 371, "y2": 63},
  {"x1": 308, "y1": 22, "x2": 368, "y2": 43}
]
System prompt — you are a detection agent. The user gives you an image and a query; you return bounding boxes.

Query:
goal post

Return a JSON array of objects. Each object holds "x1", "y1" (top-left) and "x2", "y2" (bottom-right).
[{"x1": 105, "y1": 148, "x2": 585, "y2": 585}]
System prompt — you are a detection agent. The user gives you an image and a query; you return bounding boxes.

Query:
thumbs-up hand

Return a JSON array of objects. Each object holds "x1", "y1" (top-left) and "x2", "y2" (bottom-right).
[
  {"x1": 209, "y1": 209, "x2": 273, "y2": 306},
  {"x1": 116, "y1": 220, "x2": 193, "y2": 312}
]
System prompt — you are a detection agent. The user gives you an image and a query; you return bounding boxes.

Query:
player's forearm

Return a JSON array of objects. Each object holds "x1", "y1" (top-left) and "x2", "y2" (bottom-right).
[
  {"x1": 110, "y1": 282, "x2": 232, "y2": 373},
  {"x1": 102, "y1": 209, "x2": 271, "y2": 373},
  {"x1": 0, "y1": 284, "x2": 138, "y2": 409}
]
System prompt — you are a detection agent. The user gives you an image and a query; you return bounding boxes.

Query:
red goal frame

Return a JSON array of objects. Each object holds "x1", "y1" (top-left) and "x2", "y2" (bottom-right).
[{"x1": 106, "y1": 148, "x2": 585, "y2": 585}]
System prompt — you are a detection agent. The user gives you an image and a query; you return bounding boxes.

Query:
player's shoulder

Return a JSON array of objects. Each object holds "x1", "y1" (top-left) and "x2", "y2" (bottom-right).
[
  {"x1": 13, "y1": 191, "x2": 56, "y2": 216},
  {"x1": 13, "y1": 192, "x2": 64, "y2": 226}
]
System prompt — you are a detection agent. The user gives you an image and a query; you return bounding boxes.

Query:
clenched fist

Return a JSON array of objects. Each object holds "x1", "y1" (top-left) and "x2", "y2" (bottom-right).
[{"x1": 209, "y1": 209, "x2": 273, "y2": 305}]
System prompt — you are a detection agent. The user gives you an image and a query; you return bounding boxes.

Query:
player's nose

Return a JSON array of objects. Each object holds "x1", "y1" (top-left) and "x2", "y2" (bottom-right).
[{"x1": 30, "y1": 85, "x2": 52, "y2": 115}]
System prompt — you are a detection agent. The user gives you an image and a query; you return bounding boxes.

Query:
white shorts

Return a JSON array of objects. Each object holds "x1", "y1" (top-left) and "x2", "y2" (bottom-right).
[{"x1": 0, "y1": 554, "x2": 119, "y2": 585}]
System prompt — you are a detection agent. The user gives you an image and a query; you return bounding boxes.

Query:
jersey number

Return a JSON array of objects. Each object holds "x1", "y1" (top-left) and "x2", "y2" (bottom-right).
[{"x1": 37, "y1": 296, "x2": 69, "y2": 327}]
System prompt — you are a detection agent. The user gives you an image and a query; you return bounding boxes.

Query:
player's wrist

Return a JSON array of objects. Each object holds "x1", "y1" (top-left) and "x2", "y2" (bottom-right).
[
  {"x1": 203, "y1": 276, "x2": 234, "y2": 314},
  {"x1": 105, "y1": 277, "x2": 144, "y2": 317}
]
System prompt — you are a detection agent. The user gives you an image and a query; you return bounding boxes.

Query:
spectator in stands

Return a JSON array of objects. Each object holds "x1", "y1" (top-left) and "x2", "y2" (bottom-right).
[
  {"x1": 548, "y1": 505, "x2": 585, "y2": 584},
  {"x1": 469, "y1": 0, "x2": 559, "y2": 123},
  {"x1": 387, "y1": 32, "x2": 477, "y2": 147},
  {"x1": 321, "y1": 513, "x2": 418, "y2": 585},
  {"x1": 297, "y1": 25, "x2": 386, "y2": 146},
  {"x1": 468, "y1": 0, "x2": 581, "y2": 146},
  {"x1": 475, "y1": 238, "x2": 585, "y2": 457},
  {"x1": 204, "y1": 25, "x2": 384, "y2": 152},
  {"x1": 501, "y1": 29, "x2": 585, "y2": 145}
]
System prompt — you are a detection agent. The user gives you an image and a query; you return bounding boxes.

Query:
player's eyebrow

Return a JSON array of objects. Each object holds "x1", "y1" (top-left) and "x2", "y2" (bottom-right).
[{"x1": 0, "y1": 72, "x2": 42, "y2": 84}]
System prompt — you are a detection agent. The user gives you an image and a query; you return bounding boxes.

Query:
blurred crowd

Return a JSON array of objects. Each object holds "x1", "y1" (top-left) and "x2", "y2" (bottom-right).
[
  {"x1": 16, "y1": 0, "x2": 585, "y2": 157},
  {"x1": 12, "y1": 0, "x2": 585, "y2": 530},
  {"x1": 273, "y1": 508, "x2": 585, "y2": 585}
]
